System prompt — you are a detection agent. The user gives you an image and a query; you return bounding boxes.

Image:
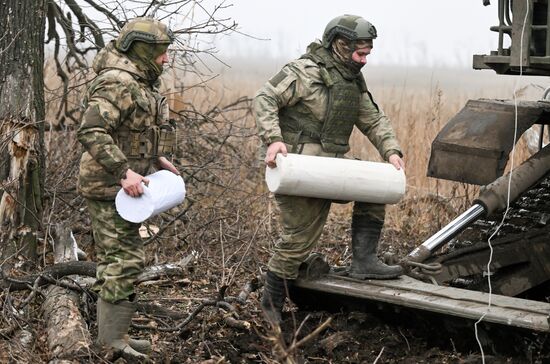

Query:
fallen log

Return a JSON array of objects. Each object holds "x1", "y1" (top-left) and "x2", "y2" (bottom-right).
[
  {"x1": 1, "y1": 261, "x2": 97, "y2": 291},
  {"x1": 41, "y1": 223, "x2": 92, "y2": 361},
  {"x1": 42, "y1": 286, "x2": 92, "y2": 360},
  {"x1": 3, "y1": 255, "x2": 194, "y2": 292}
]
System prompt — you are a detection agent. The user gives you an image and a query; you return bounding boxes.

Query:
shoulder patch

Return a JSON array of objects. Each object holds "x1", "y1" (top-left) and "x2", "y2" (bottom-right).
[{"x1": 268, "y1": 70, "x2": 288, "y2": 87}]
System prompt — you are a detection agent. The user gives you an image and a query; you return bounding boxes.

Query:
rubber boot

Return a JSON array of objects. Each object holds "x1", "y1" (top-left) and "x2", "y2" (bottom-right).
[
  {"x1": 97, "y1": 297, "x2": 151, "y2": 355},
  {"x1": 260, "y1": 271, "x2": 289, "y2": 325},
  {"x1": 97, "y1": 298, "x2": 150, "y2": 361},
  {"x1": 349, "y1": 216, "x2": 403, "y2": 279}
]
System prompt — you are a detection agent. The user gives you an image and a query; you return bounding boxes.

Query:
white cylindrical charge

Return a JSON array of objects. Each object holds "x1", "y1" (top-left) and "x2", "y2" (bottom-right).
[
  {"x1": 265, "y1": 153, "x2": 405, "y2": 204},
  {"x1": 115, "y1": 170, "x2": 186, "y2": 223}
]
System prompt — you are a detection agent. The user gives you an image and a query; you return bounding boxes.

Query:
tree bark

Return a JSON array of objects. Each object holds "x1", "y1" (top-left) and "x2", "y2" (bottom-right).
[
  {"x1": 42, "y1": 222, "x2": 92, "y2": 361},
  {"x1": 0, "y1": 0, "x2": 47, "y2": 263}
]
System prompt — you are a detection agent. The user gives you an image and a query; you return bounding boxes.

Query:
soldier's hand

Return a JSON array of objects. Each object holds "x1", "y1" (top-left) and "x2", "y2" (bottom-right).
[
  {"x1": 265, "y1": 141, "x2": 288, "y2": 168},
  {"x1": 158, "y1": 156, "x2": 180, "y2": 175},
  {"x1": 121, "y1": 169, "x2": 150, "y2": 197},
  {"x1": 389, "y1": 154, "x2": 405, "y2": 171}
]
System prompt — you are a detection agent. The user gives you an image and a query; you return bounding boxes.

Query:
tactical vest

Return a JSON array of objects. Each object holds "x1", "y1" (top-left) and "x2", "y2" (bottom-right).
[
  {"x1": 278, "y1": 43, "x2": 367, "y2": 154},
  {"x1": 115, "y1": 89, "x2": 176, "y2": 160},
  {"x1": 85, "y1": 73, "x2": 176, "y2": 160}
]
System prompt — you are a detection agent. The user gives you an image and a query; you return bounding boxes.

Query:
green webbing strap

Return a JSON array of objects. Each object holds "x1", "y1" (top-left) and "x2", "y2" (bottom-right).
[
  {"x1": 150, "y1": 125, "x2": 160, "y2": 157},
  {"x1": 291, "y1": 130, "x2": 302, "y2": 153}
]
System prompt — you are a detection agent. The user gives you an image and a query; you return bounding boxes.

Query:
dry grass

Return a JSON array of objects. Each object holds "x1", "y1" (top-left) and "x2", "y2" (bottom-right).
[
  {"x1": 42, "y1": 59, "x2": 548, "y2": 258},
  {"x1": 176, "y1": 62, "x2": 547, "y2": 255}
]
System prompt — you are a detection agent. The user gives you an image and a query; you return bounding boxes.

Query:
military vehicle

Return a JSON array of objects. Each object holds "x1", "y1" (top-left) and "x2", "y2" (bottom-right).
[{"x1": 291, "y1": 0, "x2": 550, "y2": 351}]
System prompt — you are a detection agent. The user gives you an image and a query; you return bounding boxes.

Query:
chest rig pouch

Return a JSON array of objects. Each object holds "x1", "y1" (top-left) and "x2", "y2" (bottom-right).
[
  {"x1": 155, "y1": 93, "x2": 176, "y2": 158},
  {"x1": 278, "y1": 44, "x2": 366, "y2": 154},
  {"x1": 117, "y1": 81, "x2": 176, "y2": 160}
]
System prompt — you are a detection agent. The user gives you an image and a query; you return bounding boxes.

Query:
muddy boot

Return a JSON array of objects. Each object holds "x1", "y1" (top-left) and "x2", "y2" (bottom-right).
[
  {"x1": 261, "y1": 271, "x2": 290, "y2": 325},
  {"x1": 349, "y1": 216, "x2": 403, "y2": 279},
  {"x1": 97, "y1": 298, "x2": 150, "y2": 361},
  {"x1": 97, "y1": 297, "x2": 151, "y2": 355},
  {"x1": 126, "y1": 337, "x2": 151, "y2": 355}
]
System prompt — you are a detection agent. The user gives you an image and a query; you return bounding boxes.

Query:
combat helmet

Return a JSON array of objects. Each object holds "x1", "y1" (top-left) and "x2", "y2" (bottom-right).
[
  {"x1": 322, "y1": 14, "x2": 377, "y2": 48},
  {"x1": 116, "y1": 17, "x2": 174, "y2": 52}
]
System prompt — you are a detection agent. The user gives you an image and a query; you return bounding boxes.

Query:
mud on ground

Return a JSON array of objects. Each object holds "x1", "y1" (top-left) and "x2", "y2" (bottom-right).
[
  {"x1": 2, "y1": 208, "x2": 548, "y2": 363},
  {"x1": 92, "y1": 212, "x2": 549, "y2": 363},
  {"x1": 108, "y1": 238, "x2": 543, "y2": 364}
]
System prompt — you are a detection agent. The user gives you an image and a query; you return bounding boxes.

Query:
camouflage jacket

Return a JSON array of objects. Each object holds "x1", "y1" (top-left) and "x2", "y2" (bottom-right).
[
  {"x1": 253, "y1": 42, "x2": 402, "y2": 160},
  {"x1": 77, "y1": 41, "x2": 173, "y2": 200}
]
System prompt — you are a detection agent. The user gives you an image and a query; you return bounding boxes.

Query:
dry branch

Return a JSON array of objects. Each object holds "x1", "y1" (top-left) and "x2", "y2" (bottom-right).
[
  {"x1": 136, "y1": 302, "x2": 187, "y2": 320},
  {"x1": 136, "y1": 254, "x2": 195, "y2": 283},
  {"x1": 319, "y1": 331, "x2": 352, "y2": 353},
  {"x1": 132, "y1": 286, "x2": 250, "y2": 333},
  {"x1": 287, "y1": 317, "x2": 333, "y2": 354}
]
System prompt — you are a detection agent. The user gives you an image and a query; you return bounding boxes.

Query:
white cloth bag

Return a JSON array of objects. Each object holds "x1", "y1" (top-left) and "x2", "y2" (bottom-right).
[
  {"x1": 115, "y1": 170, "x2": 186, "y2": 223},
  {"x1": 265, "y1": 153, "x2": 405, "y2": 204}
]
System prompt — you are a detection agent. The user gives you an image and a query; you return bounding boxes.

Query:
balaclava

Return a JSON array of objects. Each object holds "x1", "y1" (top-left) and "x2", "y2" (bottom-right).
[
  {"x1": 126, "y1": 40, "x2": 169, "y2": 82},
  {"x1": 331, "y1": 36, "x2": 370, "y2": 75}
]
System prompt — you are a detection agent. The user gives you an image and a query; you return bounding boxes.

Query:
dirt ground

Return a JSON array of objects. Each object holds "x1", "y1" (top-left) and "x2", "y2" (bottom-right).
[
  {"x1": 3, "y1": 206, "x2": 549, "y2": 364},
  {"x1": 2, "y1": 190, "x2": 549, "y2": 364},
  {"x1": 3, "y1": 167, "x2": 549, "y2": 364},
  {"x1": 100, "y1": 241, "x2": 546, "y2": 364},
  {"x1": 76, "y1": 218, "x2": 550, "y2": 363}
]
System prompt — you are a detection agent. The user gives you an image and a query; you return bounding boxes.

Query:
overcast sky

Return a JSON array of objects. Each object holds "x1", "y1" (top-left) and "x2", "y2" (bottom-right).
[{"x1": 205, "y1": 0, "x2": 498, "y2": 67}]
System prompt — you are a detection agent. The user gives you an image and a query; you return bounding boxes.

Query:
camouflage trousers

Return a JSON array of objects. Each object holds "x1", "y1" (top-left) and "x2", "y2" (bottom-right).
[
  {"x1": 266, "y1": 143, "x2": 386, "y2": 279},
  {"x1": 87, "y1": 199, "x2": 145, "y2": 303},
  {"x1": 268, "y1": 194, "x2": 385, "y2": 280}
]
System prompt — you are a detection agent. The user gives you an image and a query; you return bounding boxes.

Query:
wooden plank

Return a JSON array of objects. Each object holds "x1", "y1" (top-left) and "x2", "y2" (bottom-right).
[{"x1": 295, "y1": 275, "x2": 550, "y2": 332}]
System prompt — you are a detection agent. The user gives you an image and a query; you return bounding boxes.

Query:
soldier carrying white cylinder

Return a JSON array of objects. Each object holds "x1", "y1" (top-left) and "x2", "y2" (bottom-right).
[{"x1": 253, "y1": 14, "x2": 406, "y2": 325}]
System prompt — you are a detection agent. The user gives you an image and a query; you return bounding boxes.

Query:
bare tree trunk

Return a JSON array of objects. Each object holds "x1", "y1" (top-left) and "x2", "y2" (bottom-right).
[{"x1": 0, "y1": 0, "x2": 47, "y2": 263}]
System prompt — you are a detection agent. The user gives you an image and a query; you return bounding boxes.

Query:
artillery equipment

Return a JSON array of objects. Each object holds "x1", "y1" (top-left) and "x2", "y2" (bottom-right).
[
  {"x1": 290, "y1": 0, "x2": 550, "y2": 354},
  {"x1": 423, "y1": 0, "x2": 550, "y2": 298}
]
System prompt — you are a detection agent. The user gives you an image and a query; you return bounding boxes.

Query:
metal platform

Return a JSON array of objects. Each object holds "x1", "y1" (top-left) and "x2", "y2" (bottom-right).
[
  {"x1": 427, "y1": 99, "x2": 550, "y2": 185},
  {"x1": 294, "y1": 274, "x2": 550, "y2": 332}
]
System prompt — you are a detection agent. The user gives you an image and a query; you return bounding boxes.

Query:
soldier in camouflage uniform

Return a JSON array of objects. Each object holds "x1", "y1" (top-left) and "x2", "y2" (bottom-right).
[
  {"x1": 77, "y1": 17, "x2": 178, "y2": 360},
  {"x1": 253, "y1": 15, "x2": 405, "y2": 324}
]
